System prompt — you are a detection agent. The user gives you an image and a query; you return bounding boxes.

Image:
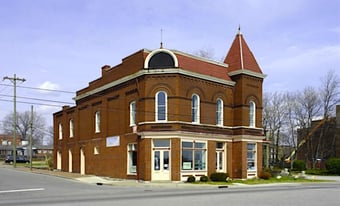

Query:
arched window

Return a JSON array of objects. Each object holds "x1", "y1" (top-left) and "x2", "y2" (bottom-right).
[
  {"x1": 130, "y1": 101, "x2": 136, "y2": 126},
  {"x1": 95, "y1": 111, "x2": 101, "y2": 133},
  {"x1": 144, "y1": 49, "x2": 178, "y2": 69},
  {"x1": 249, "y1": 101, "x2": 256, "y2": 127},
  {"x1": 156, "y1": 91, "x2": 167, "y2": 121},
  {"x1": 192, "y1": 94, "x2": 200, "y2": 123},
  {"x1": 69, "y1": 119, "x2": 74, "y2": 138},
  {"x1": 148, "y1": 52, "x2": 175, "y2": 69},
  {"x1": 216, "y1": 98, "x2": 223, "y2": 126},
  {"x1": 58, "y1": 123, "x2": 63, "y2": 140}
]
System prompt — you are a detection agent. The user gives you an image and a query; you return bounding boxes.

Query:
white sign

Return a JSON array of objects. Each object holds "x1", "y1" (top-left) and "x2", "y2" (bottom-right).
[{"x1": 106, "y1": 136, "x2": 120, "y2": 147}]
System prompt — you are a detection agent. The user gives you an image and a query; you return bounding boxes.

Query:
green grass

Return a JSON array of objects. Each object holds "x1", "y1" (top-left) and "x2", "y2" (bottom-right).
[
  {"x1": 191, "y1": 176, "x2": 329, "y2": 185},
  {"x1": 22, "y1": 161, "x2": 49, "y2": 169}
]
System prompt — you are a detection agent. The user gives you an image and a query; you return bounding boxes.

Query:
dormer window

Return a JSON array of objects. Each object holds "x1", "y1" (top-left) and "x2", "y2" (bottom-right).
[
  {"x1": 144, "y1": 49, "x2": 178, "y2": 69},
  {"x1": 149, "y1": 52, "x2": 175, "y2": 68}
]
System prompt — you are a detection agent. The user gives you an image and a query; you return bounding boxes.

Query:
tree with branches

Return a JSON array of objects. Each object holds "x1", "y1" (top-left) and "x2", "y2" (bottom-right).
[{"x1": 2, "y1": 110, "x2": 47, "y2": 145}]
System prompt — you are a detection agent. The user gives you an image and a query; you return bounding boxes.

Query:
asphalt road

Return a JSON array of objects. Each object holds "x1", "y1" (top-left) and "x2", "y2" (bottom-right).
[{"x1": 1, "y1": 166, "x2": 340, "y2": 206}]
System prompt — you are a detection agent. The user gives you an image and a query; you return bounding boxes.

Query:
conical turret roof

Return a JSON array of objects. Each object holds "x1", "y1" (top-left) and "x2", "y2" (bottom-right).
[{"x1": 224, "y1": 29, "x2": 263, "y2": 75}]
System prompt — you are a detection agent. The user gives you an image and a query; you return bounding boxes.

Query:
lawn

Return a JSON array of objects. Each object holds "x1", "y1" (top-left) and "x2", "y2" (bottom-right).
[{"x1": 191, "y1": 176, "x2": 329, "y2": 185}]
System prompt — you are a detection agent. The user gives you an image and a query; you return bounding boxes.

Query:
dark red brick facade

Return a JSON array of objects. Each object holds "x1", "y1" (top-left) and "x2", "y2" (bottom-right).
[{"x1": 54, "y1": 32, "x2": 265, "y2": 181}]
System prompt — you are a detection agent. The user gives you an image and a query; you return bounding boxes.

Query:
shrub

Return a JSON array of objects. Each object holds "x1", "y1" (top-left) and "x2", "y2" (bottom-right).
[
  {"x1": 259, "y1": 171, "x2": 272, "y2": 180},
  {"x1": 187, "y1": 175, "x2": 196, "y2": 183},
  {"x1": 326, "y1": 158, "x2": 340, "y2": 175},
  {"x1": 45, "y1": 154, "x2": 54, "y2": 171},
  {"x1": 210, "y1": 172, "x2": 229, "y2": 182},
  {"x1": 200, "y1": 175, "x2": 209, "y2": 182},
  {"x1": 292, "y1": 160, "x2": 306, "y2": 171}
]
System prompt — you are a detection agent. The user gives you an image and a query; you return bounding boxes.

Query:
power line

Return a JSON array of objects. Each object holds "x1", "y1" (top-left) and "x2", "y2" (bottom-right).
[
  {"x1": 0, "y1": 94, "x2": 75, "y2": 105},
  {"x1": 0, "y1": 99, "x2": 72, "y2": 108},
  {"x1": 0, "y1": 83, "x2": 75, "y2": 94}
]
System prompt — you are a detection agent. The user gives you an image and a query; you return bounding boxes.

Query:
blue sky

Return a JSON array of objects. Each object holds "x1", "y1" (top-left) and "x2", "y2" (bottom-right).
[{"x1": 0, "y1": 0, "x2": 339, "y2": 127}]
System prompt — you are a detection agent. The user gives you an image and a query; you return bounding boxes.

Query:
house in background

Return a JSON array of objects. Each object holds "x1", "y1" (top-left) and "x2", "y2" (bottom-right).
[
  {"x1": 54, "y1": 29, "x2": 265, "y2": 181},
  {"x1": 296, "y1": 105, "x2": 340, "y2": 168},
  {"x1": 0, "y1": 134, "x2": 23, "y2": 158},
  {"x1": 1, "y1": 134, "x2": 52, "y2": 159}
]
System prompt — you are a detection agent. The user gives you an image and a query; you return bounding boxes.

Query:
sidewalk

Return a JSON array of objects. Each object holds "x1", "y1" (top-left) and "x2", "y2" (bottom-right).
[
  {"x1": 1, "y1": 164, "x2": 214, "y2": 188},
  {"x1": 2, "y1": 164, "x2": 340, "y2": 188}
]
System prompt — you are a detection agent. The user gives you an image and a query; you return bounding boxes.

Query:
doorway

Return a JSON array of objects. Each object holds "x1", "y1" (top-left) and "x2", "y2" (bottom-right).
[
  {"x1": 68, "y1": 149, "x2": 73, "y2": 173},
  {"x1": 57, "y1": 151, "x2": 62, "y2": 170},
  {"x1": 80, "y1": 148, "x2": 85, "y2": 175},
  {"x1": 152, "y1": 150, "x2": 170, "y2": 180},
  {"x1": 151, "y1": 139, "x2": 171, "y2": 181}
]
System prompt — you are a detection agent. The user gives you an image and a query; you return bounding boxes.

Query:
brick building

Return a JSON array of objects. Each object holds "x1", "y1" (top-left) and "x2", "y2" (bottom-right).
[
  {"x1": 296, "y1": 105, "x2": 340, "y2": 168},
  {"x1": 54, "y1": 30, "x2": 265, "y2": 181}
]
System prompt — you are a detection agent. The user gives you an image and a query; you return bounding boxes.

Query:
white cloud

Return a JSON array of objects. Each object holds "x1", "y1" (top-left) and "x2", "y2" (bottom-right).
[{"x1": 38, "y1": 81, "x2": 60, "y2": 93}]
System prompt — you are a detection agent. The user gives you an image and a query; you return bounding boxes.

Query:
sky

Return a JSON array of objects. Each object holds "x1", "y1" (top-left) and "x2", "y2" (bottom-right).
[{"x1": 0, "y1": 0, "x2": 339, "y2": 129}]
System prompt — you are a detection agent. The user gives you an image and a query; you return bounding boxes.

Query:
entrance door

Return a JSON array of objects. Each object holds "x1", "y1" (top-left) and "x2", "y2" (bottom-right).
[
  {"x1": 80, "y1": 148, "x2": 85, "y2": 175},
  {"x1": 57, "y1": 151, "x2": 62, "y2": 170},
  {"x1": 152, "y1": 149, "x2": 170, "y2": 181},
  {"x1": 68, "y1": 149, "x2": 73, "y2": 173}
]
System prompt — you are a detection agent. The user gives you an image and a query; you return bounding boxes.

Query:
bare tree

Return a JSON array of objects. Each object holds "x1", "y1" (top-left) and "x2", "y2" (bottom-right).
[
  {"x1": 263, "y1": 92, "x2": 287, "y2": 164},
  {"x1": 2, "y1": 111, "x2": 46, "y2": 145},
  {"x1": 314, "y1": 70, "x2": 340, "y2": 165},
  {"x1": 193, "y1": 47, "x2": 215, "y2": 60},
  {"x1": 283, "y1": 92, "x2": 298, "y2": 150},
  {"x1": 320, "y1": 69, "x2": 340, "y2": 119},
  {"x1": 295, "y1": 86, "x2": 321, "y2": 128}
]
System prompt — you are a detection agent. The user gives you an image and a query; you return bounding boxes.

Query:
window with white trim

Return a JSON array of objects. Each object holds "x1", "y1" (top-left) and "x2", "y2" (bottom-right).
[
  {"x1": 130, "y1": 101, "x2": 136, "y2": 126},
  {"x1": 249, "y1": 101, "x2": 256, "y2": 127},
  {"x1": 156, "y1": 91, "x2": 167, "y2": 122},
  {"x1": 58, "y1": 123, "x2": 63, "y2": 140},
  {"x1": 127, "y1": 143, "x2": 137, "y2": 174},
  {"x1": 95, "y1": 111, "x2": 101, "y2": 133},
  {"x1": 216, "y1": 142, "x2": 225, "y2": 172},
  {"x1": 181, "y1": 141, "x2": 206, "y2": 171},
  {"x1": 247, "y1": 143, "x2": 256, "y2": 171},
  {"x1": 216, "y1": 98, "x2": 223, "y2": 126},
  {"x1": 69, "y1": 119, "x2": 74, "y2": 138},
  {"x1": 191, "y1": 94, "x2": 200, "y2": 123}
]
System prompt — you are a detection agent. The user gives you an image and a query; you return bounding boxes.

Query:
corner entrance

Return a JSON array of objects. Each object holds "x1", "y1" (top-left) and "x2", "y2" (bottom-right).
[{"x1": 151, "y1": 139, "x2": 171, "y2": 181}]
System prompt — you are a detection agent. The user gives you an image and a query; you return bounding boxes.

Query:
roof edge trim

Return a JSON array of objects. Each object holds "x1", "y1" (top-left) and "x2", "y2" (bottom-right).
[
  {"x1": 228, "y1": 69, "x2": 266, "y2": 79},
  {"x1": 74, "y1": 68, "x2": 236, "y2": 101}
]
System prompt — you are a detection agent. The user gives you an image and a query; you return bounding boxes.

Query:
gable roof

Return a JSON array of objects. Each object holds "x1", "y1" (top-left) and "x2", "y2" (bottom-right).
[{"x1": 224, "y1": 30, "x2": 263, "y2": 75}]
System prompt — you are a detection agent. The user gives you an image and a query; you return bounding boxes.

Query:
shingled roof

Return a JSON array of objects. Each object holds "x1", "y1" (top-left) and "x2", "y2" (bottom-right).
[{"x1": 223, "y1": 29, "x2": 263, "y2": 74}]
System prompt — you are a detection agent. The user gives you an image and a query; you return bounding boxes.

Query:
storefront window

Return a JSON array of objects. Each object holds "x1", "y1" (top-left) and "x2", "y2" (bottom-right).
[
  {"x1": 247, "y1": 143, "x2": 256, "y2": 171},
  {"x1": 128, "y1": 143, "x2": 137, "y2": 174},
  {"x1": 181, "y1": 141, "x2": 206, "y2": 171}
]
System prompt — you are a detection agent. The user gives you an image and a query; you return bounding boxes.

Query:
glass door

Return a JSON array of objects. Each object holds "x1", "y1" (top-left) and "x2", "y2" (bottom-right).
[{"x1": 152, "y1": 149, "x2": 170, "y2": 181}]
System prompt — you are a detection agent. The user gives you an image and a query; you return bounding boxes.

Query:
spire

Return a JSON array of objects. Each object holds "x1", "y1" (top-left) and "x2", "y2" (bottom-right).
[
  {"x1": 238, "y1": 26, "x2": 244, "y2": 70},
  {"x1": 223, "y1": 27, "x2": 263, "y2": 74},
  {"x1": 237, "y1": 25, "x2": 242, "y2": 35},
  {"x1": 160, "y1": 28, "x2": 163, "y2": 49}
]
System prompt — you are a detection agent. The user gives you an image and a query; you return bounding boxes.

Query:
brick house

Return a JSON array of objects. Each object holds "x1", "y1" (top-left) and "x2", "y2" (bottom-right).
[
  {"x1": 53, "y1": 30, "x2": 265, "y2": 181},
  {"x1": 296, "y1": 105, "x2": 340, "y2": 168}
]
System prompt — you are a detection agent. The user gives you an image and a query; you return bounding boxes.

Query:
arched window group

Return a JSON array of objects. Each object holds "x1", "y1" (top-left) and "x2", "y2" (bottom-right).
[{"x1": 154, "y1": 91, "x2": 230, "y2": 126}]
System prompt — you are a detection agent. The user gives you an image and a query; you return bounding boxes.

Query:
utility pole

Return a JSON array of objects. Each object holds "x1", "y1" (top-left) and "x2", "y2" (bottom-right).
[
  {"x1": 3, "y1": 74, "x2": 26, "y2": 168},
  {"x1": 30, "y1": 105, "x2": 33, "y2": 171}
]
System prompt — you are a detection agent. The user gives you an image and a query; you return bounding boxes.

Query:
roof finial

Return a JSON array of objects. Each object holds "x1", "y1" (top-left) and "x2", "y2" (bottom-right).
[
  {"x1": 160, "y1": 28, "x2": 163, "y2": 49},
  {"x1": 237, "y1": 25, "x2": 242, "y2": 35}
]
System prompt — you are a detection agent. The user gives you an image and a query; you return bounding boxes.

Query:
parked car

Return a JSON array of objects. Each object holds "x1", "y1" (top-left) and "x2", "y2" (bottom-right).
[{"x1": 4, "y1": 155, "x2": 30, "y2": 164}]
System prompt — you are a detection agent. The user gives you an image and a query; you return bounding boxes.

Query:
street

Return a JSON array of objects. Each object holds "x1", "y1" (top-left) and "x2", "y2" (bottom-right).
[{"x1": 1, "y1": 166, "x2": 340, "y2": 206}]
